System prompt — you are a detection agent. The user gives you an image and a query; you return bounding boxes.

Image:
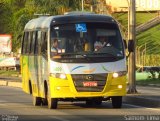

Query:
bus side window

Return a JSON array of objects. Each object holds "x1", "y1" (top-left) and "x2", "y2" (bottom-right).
[
  {"x1": 35, "y1": 31, "x2": 41, "y2": 55},
  {"x1": 38, "y1": 31, "x2": 42, "y2": 55},
  {"x1": 41, "y1": 31, "x2": 47, "y2": 55},
  {"x1": 22, "y1": 32, "x2": 29, "y2": 54},
  {"x1": 28, "y1": 32, "x2": 33, "y2": 54},
  {"x1": 21, "y1": 32, "x2": 25, "y2": 54},
  {"x1": 25, "y1": 32, "x2": 32, "y2": 54},
  {"x1": 31, "y1": 31, "x2": 36, "y2": 54}
]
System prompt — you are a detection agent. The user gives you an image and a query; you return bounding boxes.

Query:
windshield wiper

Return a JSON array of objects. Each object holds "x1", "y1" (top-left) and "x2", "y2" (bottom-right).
[
  {"x1": 60, "y1": 53, "x2": 89, "y2": 58},
  {"x1": 60, "y1": 52, "x2": 122, "y2": 60},
  {"x1": 60, "y1": 53, "x2": 92, "y2": 61},
  {"x1": 92, "y1": 52, "x2": 119, "y2": 59}
]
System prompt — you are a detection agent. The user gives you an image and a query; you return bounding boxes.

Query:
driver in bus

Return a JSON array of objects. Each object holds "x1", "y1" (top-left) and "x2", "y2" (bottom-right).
[{"x1": 94, "y1": 36, "x2": 111, "y2": 51}]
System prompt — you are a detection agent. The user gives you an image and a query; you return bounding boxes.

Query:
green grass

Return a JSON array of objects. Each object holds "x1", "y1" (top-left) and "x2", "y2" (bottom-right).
[
  {"x1": 0, "y1": 70, "x2": 20, "y2": 77},
  {"x1": 136, "y1": 78, "x2": 160, "y2": 86},
  {"x1": 113, "y1": 12, "x2": 160, "y2": 56},
  {"x1": 112, "y1": 12, "x2": 157, "y2": 29},
  {"x1": 136, "y1": 24, "x2": 160, "y2": 54},
  {"x1": 136, "y1": 71, "x2": 160, "y2": 86}
]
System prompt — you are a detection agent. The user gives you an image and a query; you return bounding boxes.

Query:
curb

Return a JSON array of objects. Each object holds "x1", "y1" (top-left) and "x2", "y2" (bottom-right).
[
  {"x1": 0, "y1": 80, "x2": 8, "y2": 86},
  {"x1": 148, "y1": 84, "x2": 160, "y2": 87},
  {"x1": 0, "y1": 80, "x2": 22, "y2": 88},
  {"x1": 8, "y1": 81, "x2": 22, "y2": 88},
  {"x1": 123, "y1": 94, "x2": 160, "y2": 107},
  {"x1": 136, "y1": 83, "x2": 160, "y2": 87}
]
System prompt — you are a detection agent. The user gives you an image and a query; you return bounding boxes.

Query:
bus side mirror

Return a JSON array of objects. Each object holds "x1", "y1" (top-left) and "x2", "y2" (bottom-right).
[
  {"x1": 128, "y1": 39, "x2": 134, "y2": 52},
  {"x1": 123, "y1": 39, "x2": 127, "y2": 49}
]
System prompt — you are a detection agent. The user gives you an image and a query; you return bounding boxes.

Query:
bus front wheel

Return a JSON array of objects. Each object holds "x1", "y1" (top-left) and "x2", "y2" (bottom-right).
[
  {"x1": 33, "y1": 96, "x2": 41, "y2": 106},
  {"x1": 48, "y1": 98, "x2": 58, "y2": 109},
  {"x1": 111, "y1": 96, "x2": 122, "y2": 108}
]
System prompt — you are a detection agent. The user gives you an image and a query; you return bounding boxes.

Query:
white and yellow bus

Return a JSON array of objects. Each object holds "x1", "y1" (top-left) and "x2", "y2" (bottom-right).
[{"x1": 21, "y1": 12, "x2": 127, "y2": 109}]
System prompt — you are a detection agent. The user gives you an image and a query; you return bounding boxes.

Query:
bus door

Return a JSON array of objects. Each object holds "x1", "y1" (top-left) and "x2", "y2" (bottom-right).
[
  {"x1": 36, "y1": 31, "x2": 48, "y2": 96},
  {"x1": 33, "y1": 31, "x2": 42, "y2": 96},
  {"x1": 40, "y1": 31, "x2": 48, "y2": 85}
]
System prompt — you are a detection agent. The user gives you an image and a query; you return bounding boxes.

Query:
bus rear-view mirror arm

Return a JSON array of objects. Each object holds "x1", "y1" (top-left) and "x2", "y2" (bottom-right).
[
  {"x1": 123, "y1": 39, "x2": 127, "y2": 49},
  {"x1": 126, "y1": 39, "x2": 134, "y2": 59}
]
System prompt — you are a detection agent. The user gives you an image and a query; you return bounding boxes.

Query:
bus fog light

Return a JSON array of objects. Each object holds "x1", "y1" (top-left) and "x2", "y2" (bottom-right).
[
  {"x1": 113, "y1": 73, "x2": 119, "y2": 78},
  {"x1": 118, "y1": 85, "x2": 122, "y2": 89},
  {"x1": 56, "y1": 87, "x2": 61, "y2": 90}
]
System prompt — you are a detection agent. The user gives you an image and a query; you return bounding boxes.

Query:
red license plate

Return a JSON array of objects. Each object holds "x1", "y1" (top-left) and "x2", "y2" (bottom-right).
[{"x1": 83, "y1": 81, "x2": 97, "y2": 87}]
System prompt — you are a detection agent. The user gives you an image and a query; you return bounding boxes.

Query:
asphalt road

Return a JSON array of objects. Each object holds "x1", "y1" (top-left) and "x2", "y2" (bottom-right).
[{"x1": 0, "y1": 86, "x2": 160, "y2": 121}]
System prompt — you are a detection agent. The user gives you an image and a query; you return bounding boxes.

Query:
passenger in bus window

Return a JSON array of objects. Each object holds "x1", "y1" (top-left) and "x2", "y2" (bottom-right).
[{"x1": 94, "y1": 36, "x2": 111, "y2": 51}]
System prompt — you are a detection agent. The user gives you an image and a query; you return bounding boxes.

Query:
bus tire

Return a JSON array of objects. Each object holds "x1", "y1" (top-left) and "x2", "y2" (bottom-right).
[
  {"x1": 48, "y1": 98, "x2": 58, "y2": 109},
  {"x1": 42, "y1": 98, "x2": 48, "y2": 106},
  {"x1": 111, "y1": 96, "x2": 122, "y2": 108},
  {"x1": 33, "y1": 96, "x2": 41, "y2": 106}
]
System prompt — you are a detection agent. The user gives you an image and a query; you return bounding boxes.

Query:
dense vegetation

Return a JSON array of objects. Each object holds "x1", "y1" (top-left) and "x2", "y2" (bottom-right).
[
  {"x1": 0, "y1": 0, "x2": 160, "y2": 66},
  {"x1": 0, "y1": 0, "x2": 82, "y2": 52},
  {"x1": 113, "y1": 12, "x2": 160, "y2": 66}
]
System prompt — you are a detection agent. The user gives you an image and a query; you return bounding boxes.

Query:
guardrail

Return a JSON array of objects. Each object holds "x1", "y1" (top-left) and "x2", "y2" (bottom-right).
[{"x1": 136, "y1": 16, "x2": 160, "y2": 34}]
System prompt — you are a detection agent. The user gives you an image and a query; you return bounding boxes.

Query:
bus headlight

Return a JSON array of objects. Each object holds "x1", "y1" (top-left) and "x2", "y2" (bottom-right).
[
  {"x1": 113, "y1": 71, "x2": 127, "y2": 78},
  {"x1": 59, "y1": 73, "x2": 67, "y2": 79},
  {"x1": 118, "y1": 85, "x2": 123, "y2": 89},
  {"x1": 113, "y1": 73, "x2": 119, "y2": 78},
  {"x1": 50, "y1": 73, "x2": 67, "y2": 80}
]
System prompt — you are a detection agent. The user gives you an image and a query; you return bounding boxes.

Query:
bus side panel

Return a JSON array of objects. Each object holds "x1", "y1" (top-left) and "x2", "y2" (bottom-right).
[
  {"x1": 38, "y1": 55, "x2": 48, "y2": 98},
  {"x1": 30, "y1": 55, "x2": 39, "y2": 97},
  {"x1": 36, "y1": 55, "x2": 44, "y2": 98},
  {"x1": 22, "y1": 55, "x2": 30, "y2": 94},
  {"x1": 28, "y1": 55, "x2": 38, "y2": 97},
  {"x1": 37, "y1": 55, "x2": 42, "y2": 97},
  {"x1": 30, "y1": 55, "x2": 48, "y2": 98}
]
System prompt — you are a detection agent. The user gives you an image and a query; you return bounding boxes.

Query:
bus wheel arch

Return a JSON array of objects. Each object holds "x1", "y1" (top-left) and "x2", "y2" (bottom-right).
[
  {"x1": 41, "y1": 80, "x2": 48, "y2": 106},
  {"x1": 29, "y1": 80, "x2": 32, "y2": 95},
  {"x1": 48, "y1": 98, "x2": 58, "y2": 109},
  {"x1": 44, "y1": 80, "x2": 48, "y2": 98},
  {"x1": 33, "y1": 96, "x2": 42, "y2": 106},
  {"x1": 46, "y1": 81, "x2": 58, "y2": 109},
  {"x1": 29, "y1": 80, "x2": 42, "y2": 106}
]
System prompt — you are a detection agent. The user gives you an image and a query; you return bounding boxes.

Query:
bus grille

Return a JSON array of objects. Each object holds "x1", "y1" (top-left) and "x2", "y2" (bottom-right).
[{"x1": 71, "y1": 74, "x2": 107, "y2": 92}]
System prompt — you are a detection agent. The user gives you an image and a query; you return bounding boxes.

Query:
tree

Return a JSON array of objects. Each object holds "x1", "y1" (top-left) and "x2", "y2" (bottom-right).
[{"x1": 0, "y1": 0, "x2": 83, "y2": 52}]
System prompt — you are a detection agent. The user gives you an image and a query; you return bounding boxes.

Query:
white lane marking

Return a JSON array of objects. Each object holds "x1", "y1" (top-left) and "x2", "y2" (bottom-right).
[
  {"x1": 0, "y1": 99, "x2": 8, "y2": 106},
  {"x1": 0, "y1": 103, "x2": 7, "y2": 106},
  {"x1": 0, "y1": 99, "x2": 8, "y2": 103},
  {"x1": 50, "y1": 116, "x2": 71, "y2": 121},
  {"x1": 124, "y1": 103, "x2": 160, "y2": 111},
  {"x1": 50, "y1": 115, "x2": 94, "y2": 121}
]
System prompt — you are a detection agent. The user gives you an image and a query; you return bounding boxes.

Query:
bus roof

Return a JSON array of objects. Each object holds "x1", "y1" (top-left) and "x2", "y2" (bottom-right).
[{"x1": 24, "y1": 13, "x2": 116, "y2": 31}]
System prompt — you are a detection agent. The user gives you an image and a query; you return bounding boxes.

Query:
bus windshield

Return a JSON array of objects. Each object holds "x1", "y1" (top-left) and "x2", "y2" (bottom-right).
[{"x1": 50, "y1": 22, "x2": 124, "y2": 63}]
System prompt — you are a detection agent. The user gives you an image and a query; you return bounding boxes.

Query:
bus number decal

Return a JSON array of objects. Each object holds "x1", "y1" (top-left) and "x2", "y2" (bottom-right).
[{"x1": 54, "y1": 67, "x2": 62, "y2": 72}]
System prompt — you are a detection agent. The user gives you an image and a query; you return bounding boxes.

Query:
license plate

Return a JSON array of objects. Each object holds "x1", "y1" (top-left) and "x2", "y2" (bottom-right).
[{"x1": 83, "y1": 81, "x2": 97, "y2": 87}]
